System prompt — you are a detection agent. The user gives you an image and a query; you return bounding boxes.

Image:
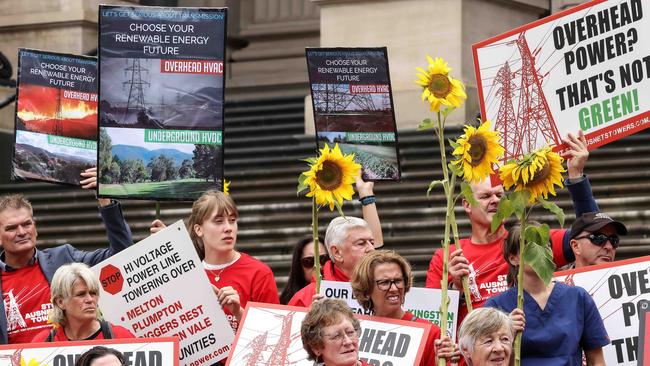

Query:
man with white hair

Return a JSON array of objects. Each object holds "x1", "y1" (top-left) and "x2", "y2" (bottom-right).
[{"x1": 288, "y1": 216, "x2": 375, "y2": 307}]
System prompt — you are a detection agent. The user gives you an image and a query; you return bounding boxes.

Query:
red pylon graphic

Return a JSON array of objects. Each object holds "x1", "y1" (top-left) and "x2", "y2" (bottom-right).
[
  {"x1": 494, "y1": 62, "x2": 521, "y2": 163},
  {"x1": 244, "y1": 332, "x2": 268, "y2": 366},
  {"x1": 496, "y1": 32, "x2": 562, "y2": 160},
  {"x1": 267, "y1": 311, "x2": 295, "y2": 365}
]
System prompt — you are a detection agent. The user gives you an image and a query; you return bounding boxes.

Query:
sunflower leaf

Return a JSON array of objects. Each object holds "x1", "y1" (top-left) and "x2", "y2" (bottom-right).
[
  {"x1": 448, "y1": 161, "x2": 462, "y2": 177},
  {"x1": 334, "y1": 201, "x2": 346, "y2": 218},
  {"x1": 417, "y1": 118, "x2": 436, "y2": 131},
  {"x1": 442, "y1": 106, "x2": 456, "y2": 118},
  {"x1": 460, "y1": 182, "x2": 478, "y2": 207},
  {"x1": 510, "y1": 190, "x2": 529, "y2": 219},
  {"x1": 522, "y1": 239, "x2": 555, "y2": 285},
  {"x1": 302, "y1": 157, "x2": 318, "y2": 164},
  {"x1": 448, "y1": 138, "x2": 460, "y2": 149},
  {"x1": 524, "y1": 224, "x2": 550, "y2": 250},
  {"x1": 491, "y1": 196, "x2": 513, "y2": 233},
  {"x1": 427, "y1": 180, "x2": 445, "y2": 198},
  {"x1": 297, "y1": 173, "x2": 309, "y2": 195},
  {"x1": 537, "y1": 197, "x2": 565, "y2": 227}
]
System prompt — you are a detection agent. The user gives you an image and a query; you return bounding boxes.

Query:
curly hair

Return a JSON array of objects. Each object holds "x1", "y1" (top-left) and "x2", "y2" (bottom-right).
[
  {"x1": 300, "y1": 299, "x2": 361, "y2": 361},
  {"x1": 350, "y1": 250, "x2": 413, "y2": 311}
]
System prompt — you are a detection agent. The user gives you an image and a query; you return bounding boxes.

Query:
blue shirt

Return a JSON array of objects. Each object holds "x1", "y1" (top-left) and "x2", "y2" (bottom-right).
[{"x1": 485, "y1": 282, "x2": 609, "y2": 366}]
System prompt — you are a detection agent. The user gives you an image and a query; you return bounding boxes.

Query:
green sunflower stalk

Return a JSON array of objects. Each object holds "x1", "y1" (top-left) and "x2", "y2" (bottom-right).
[
  {"x1": 298, "y1": 143, "x2": 361, "y2": 293},
  {"x1": 492, "y1": 146, "x2": 566, "y2": 366}
]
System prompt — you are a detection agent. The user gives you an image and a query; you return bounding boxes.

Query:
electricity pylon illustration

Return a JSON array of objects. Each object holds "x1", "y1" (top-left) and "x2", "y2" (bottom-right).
[
  {"x1": 122, "y1": 58, "x2": 150, "y2": 123},
  {"x1": 5, "y1": 290, "x2": 27, "y2": 331}
]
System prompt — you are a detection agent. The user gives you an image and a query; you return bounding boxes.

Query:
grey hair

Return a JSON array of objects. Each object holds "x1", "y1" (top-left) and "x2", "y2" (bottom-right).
[
  {"x1": 458, "y1": 307, "x2": 514, "y2": 365},
  {"x1": 324, "y1": 216, "x2": 370, "y2": 258},
  {"x1": 49, "y1": 263, "x2": 102, "y2": 326}
]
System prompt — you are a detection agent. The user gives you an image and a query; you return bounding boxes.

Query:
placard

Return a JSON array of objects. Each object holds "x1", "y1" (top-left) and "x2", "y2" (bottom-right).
[
  {"x1": 0, "y1": 337, "x2": 177, "y2": 366},
  {"x1": 91, "y1": 221, "x2": 234, "y2": 366},
  {"x1": 555, "y1": 256, "x2": 650, "y2": 365},
  {"x1": 306, "y1": 47, "x2": 401, "y2": 181},
  {"x1": 320, "y1": 280, "x2": 460, "y2": 339},
  {"x1": 13, "y1": 49, "x2": 97, "y2": 185},
  {"x1": 226, "y1": 303, "x2": 428, "y2": 366},
  {"x1": 98, "y1": 5, "x2": 227, "y2": 200},
  {"x1": 473, "y1": 0, "x2": 650, "y2": 162}
]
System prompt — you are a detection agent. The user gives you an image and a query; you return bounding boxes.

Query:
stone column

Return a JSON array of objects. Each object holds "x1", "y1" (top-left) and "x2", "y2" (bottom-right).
[{"x1": 306, "y1": 0, "x2": 550, "y2": 133}]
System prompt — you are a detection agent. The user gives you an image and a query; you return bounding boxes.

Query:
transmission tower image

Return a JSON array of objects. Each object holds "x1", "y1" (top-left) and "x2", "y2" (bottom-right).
[
  {"x1": 122, "y1": 58, "x2": 150, "y2": 124},
  {"x1": 480, "y1": 29, "x2": 563, "y2": 162}
]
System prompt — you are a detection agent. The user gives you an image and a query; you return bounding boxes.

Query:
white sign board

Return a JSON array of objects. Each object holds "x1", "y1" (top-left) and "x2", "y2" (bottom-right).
[
  {"x1": 92, "y1": 221, "x2": 234, "y2": 366},
  {"x1": 554, "y1": 256, "x2": 650, "y2": 365},
  {"x1": 473, "y1": 0, "x2": 650, "y2": 161},
  {"x1": 226, "y1": 303, "x2": 429, "y2": 366},
  {"x1": 320, "y1": 280, "x2": 460, "y2": 339},
  {"x1": 0, "y1": 337, "x2": 178, "y2": 366}
]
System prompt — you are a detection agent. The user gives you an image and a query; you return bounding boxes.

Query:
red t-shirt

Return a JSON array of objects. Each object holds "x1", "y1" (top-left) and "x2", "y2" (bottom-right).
[
  {"x1": 31, "y1": 323, "x2": 134, "y2": 342},
  {"x1": 204, "y1": 253, "x2": 279, "y2": 331},
  {"x1": 402, "y1": 311, "x2": 441, "y2": 366},
  {"x1": 2, "y1": 262, "x2": 53, "y2": 344},
  {"x1": 425, "y1": 229, "x2": 567, "y2": 325},
  {"x1": 288, "y1": 261, "x2": 348, "y2": 307}
]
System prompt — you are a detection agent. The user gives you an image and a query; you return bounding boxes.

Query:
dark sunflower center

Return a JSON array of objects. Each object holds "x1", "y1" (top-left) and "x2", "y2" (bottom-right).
[
  {"x1": 428, "y1": 74, "x2": 452, "y2": 98},
  {"x1": 468, "y1": 135, "x2": 487, "y2": 167},
  {"x1": 316, "y1": 161, "x2": 343, "y2": 190},
  {"x1": 525, "y1": 160, "x2": 551, "y2": 186}
]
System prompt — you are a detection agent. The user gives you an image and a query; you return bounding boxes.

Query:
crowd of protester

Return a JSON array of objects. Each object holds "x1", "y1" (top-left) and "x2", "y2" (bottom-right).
[{"x1": 0, "y1": 130, "x2": 632, "y2": 365}]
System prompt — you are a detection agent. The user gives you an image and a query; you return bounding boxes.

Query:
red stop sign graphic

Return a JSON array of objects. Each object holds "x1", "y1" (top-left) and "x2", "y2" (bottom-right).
[{"x1": 100, "y1": 264, "x2": 124, "y2": 295}]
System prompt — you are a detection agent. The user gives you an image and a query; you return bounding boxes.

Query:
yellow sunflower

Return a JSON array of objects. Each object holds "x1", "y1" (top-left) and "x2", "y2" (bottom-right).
[
  {"x1": 415, "y1": 55, "x2": 467, "y2": 112},
  {"x1": 20, "y1": 358, "x2": 42, "y2": 366},
  {"x1": 301, "y1": 143, "x2": 361, "y2": 211},
  {"x1": 499, "y1": 146, "x2": 565, "y2": 203},
  {"x1": 452, "y1": 120, "x2": 505, "y2": 183},
  {"x1": 223, "y1": 179, "x2": 230, "y2": 196}
]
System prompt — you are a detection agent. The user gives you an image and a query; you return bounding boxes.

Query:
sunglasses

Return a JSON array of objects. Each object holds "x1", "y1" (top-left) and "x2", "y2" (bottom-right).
[
  {"x1": 574, "y1": 233, "x2": 620, "y2": 248},
  {"x1": 301, "y1": 254, "x2": 329, "y2": 269}
]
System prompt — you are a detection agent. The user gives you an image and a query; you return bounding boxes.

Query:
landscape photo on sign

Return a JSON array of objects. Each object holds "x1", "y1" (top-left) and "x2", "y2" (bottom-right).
[
  {"x1": 98, "y1": 6, "x2": 226, "y2": 200},
  {"x1": 307, "y1": 48, "x2": 401, "y2": 181},
  {"x1": 473, "y1": 0, "x2": 650, "y2": 164},
  {"x1": 13, "y1": 49, "x2": 98, "y2": 185}
]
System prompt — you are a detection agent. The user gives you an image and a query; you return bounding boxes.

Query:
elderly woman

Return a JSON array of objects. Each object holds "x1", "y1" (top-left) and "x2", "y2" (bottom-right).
[
  {"x1": 31, "y1": 263, "x2": 133, "y2": 342},
  {"x1": 350, "y1": 250, "x2": 459, "y2": 366},
  {"x1": 485, "y1": 223, "x2": 608, "y2": 365},
  {"x1": 301, "y1": 299, "x2": 370, "y2": 366},
  {"x1": 458, "y1": 307, "x2": 514, "y2": 366}
]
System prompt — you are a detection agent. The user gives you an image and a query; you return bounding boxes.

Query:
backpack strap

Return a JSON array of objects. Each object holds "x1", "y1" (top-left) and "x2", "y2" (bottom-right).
[
  {"x1": 100, "y1": 320, "x2": 113, "y2": 339},
  {"x1": 45, "y1": 327, "x2": 57, "y2": 342}
]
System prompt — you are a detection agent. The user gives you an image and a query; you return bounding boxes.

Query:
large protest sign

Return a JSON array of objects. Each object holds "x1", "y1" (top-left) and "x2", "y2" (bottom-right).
[
  {"x1": 555, "y1": 256, "x2": 650, "y2": 365},
  {"x1": 13, "y1": 49, "x2": 97, "y2": 185},
  {"x1": 473, "y1": 0, "x2": 650, "y2": 163},
  {"x1": 320, "y1": 280, "x2": 460, "y2": 339},
  {"x1": 226, "y1": 302, "x2": 428, "y2": 366},
  {"x1": 98, "y1": 6, "x2": 226, "y2": 200},
  {"x1": 306, "y1": 47, "x2": 401, "y2": 181},
  {"x1": 0, "y1": 337, "x2": 177, "y2": 366},
  {"x1": 91, "y1": 221, "x2": 234, "y2": 366}
]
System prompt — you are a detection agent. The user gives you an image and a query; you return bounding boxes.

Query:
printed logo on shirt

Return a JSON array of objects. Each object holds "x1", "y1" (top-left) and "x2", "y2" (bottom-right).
[
  {"x1": 479, "y1": 274, "x2": 508, "y2": 296},
  {"x1": 3, "y1": 286, "x2": 52, "y2": 332},
  {"x1": 226, "y1": 314, "x2": 239, "y2": 332}
]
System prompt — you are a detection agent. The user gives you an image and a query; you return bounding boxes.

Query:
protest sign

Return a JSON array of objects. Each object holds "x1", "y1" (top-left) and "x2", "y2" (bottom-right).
[
  {"x1": 639, "y1": 300, "x2": 649, "y2": 366},
  {"x1": 98, "y1": 5, "x2": 227, "y2": 200},
  {"x1": 320, "y1": 280, "x2": 460, "y2": 339},
  {"x1": 555, "y1": 256, "x2": 650, "y2": 365},
  {"x1": 473, "y1": 0, "x2": 650, "y2": 163},
  {"x1": 0, "y1": 337, "x2": 177, "y2": 366},
  {"x1": 91, "y1": 221, "x2": 234, "y2": 366},
  {"x1": 306, "y1": 47, "x2": 401, "y2": 181},
  {"x1": 13, "y1": 49, "x2": 97, "y2": 185},
  {"x1": 226, "y1": 302, "x2": 428, "y2": 366}
]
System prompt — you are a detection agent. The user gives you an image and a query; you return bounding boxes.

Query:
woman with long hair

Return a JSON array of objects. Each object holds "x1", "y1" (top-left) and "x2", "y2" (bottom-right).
[
  {"x1": 280, "y1": 235, "x2": 328, "y2": 304},
  {"x1": 485, "y1": 222, "x2": 608, "y2": 365}
]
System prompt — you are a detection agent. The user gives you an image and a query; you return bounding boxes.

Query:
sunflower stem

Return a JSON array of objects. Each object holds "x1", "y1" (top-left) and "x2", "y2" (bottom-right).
[{"x1": 312, "y1": 197, "x2": 322, "y2": 294}]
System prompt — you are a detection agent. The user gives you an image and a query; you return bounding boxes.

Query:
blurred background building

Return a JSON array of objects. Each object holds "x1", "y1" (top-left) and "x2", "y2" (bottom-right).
[{"x1": 1, "y1": 0, "x2": 648, "y2": 287}]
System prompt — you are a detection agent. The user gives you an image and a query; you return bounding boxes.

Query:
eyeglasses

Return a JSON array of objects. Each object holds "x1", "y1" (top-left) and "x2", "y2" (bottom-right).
[
  {"x1": 301, "y1": 254, "x2": 329, "y2": 269},
  {"x1": 574, "y1": 233, "x2": 620, "y2": 248},
  {"x1": 323, "y1": 328, "x2": 360, "y2": 344},
  {"x1": 375, "y1": 278, "x2": 405, "y2": 291}
]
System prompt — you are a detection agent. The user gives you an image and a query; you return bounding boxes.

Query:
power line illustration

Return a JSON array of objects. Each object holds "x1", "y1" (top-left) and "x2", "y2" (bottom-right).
[
  {"x1": 244, "y1": 332, "x2": 268, "y2": 366},
  {"x1": 493, "y1": 61, "x2": 521, "y2": 163},
  {"x1": 122, "y1": 58, "x2": 150, "y2": 123},
  {"x1": 267, "y1": 311, "x2": 296, "y2": 365},
  {"x1": 312, "y1": 84, "x2": 379, "y2": 113},
  {"x1": 5, "y1": 290, "x2": 27, "y2": 331}
]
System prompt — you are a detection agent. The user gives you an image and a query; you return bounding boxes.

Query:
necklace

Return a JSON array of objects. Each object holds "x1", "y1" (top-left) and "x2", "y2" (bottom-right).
[{"x1": 204, "y1": 252, "x2": 240, "y2": 283}]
